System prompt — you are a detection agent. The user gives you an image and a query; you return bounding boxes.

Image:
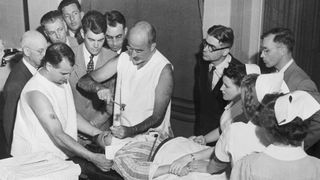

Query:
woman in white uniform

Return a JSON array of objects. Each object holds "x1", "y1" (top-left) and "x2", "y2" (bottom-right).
[{"x1": 231, "y1": 91, "x2": 320, "y2": 180}]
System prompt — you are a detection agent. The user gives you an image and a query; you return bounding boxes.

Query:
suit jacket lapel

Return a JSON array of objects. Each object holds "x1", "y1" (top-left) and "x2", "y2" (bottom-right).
[
  {"x1": 96, "y1": 50, "x2": 104, "y2": 68},
  {"x1": 73, "y1": 44, "x2": 87, "y2": 79},
  {"x1": 283, "y1": 61, "x2": 297, "y2": 83}
]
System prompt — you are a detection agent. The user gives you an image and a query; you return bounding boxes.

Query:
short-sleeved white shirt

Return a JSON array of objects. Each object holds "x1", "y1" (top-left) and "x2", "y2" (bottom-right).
[{"x1": 215, "y1": 121, "x2": 270, "y2": 165}]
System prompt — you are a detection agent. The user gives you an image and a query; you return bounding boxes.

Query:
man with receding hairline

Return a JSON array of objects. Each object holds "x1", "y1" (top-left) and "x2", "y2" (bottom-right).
[
  {"x1": 40, "y1": 10, "x2": 78, "y2": 47},
  {"x1": 78, "y1": 21, "x2": 173, "y2": 141},
  {"x1": 2, "y1": 30, "x2": 48, "y2": 156}
]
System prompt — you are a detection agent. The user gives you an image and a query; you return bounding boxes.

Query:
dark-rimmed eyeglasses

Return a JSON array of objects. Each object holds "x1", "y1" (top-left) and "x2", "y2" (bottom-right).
[{"x1": 202, "y1": 39, "x2": 230, "y2": 52}]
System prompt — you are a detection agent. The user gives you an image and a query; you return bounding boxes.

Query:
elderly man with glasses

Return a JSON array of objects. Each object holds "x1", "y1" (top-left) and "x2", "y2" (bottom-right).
[
  {"x1": 194, "y1": 25, "x2": 242, "y2": 146},
  {"x1": 2, "y1": 30, "x2": 48, "y2": 156}
]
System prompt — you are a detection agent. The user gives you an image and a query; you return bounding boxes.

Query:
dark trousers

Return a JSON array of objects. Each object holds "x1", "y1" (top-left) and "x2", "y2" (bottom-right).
[{"x1": 69, "y1": 156, "x2": 123, "y2": 180}]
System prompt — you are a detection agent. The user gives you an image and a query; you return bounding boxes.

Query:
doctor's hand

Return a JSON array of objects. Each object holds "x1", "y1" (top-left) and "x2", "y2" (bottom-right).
[
  {"x1": 110, "y1": 125, "x2": 132, "y2": 139},
  {"x1": 97, "y1": 88, "x2": 112, "y2": 103},
  {"x1": 94, "y1": 130, "x2": 112, "y2": 147},
  {"x1": 90, "y1": 153, "x2": 113, "y2": 172}
]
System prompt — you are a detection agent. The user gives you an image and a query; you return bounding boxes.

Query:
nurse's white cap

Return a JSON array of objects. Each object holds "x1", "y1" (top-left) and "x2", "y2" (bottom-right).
[
  {"x1": 275, "y1": 91, "x2": 320, "y2": 125},
  {"x1": 255, "y1": 73, "x2": 283, "y2": 102}
]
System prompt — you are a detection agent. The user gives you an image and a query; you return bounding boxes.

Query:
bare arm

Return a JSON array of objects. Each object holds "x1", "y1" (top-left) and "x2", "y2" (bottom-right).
[
  {"x1": 169, "y1": 147, "x2": 214, "y2": 174},
  {"x1": 76, "y1": 112, "x2": 101, "y2": 136},
  {"x1": 206, "y1": 152, "x2": 230, "y2": 174},
  {"x1": 204, "y1": 128, "x2": 220, "y2": 143},
  {"x1": 26, "y1": 91, "x2": 112, "y2": 171},
  {"x1": 111, "y1": 64, "x2": 174, "y2": 138},
  {"x1": 77, "y1": 55, "x2": 119, "y2": 93}
]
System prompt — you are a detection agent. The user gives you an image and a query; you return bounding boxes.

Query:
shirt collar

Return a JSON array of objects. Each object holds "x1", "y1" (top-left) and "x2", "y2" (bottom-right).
[
  {"x1": 66, "y1": 37, "x2": 70, "y2": 46},
  {"x1": 22, "y1": 58, "x2": 37, "y2": 75},
  {"x1": 209, "y1": 54, "x2": 232, "y2": 77},
  {"x1": 83, "y1": 45, "x2": 99, "y2": 67},
  {"x1": 68, "y1": 30, "x2": 75, "y2": 37},
  {"x1": 264, "y1": 144, "x2": 307, "y2": 161},
  {"x1": 279, "y1": 59, "x2": 294, "y2": 73}
]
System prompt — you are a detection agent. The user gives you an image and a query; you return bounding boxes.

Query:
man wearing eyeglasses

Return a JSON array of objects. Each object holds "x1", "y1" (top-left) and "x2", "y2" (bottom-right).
[
  {"x1": 261, "y1": 27, "x2": 320, "y2": 158},
  {"x1": 78, "y1": 21, "x2": 173, "y2": 141},
  {"x1": 104, "y1": 10, "x2": 127, "y2": 54},
  {"x1": 2, "y1": 30, "x2": 48, "y2": 156},
  {"x1": 194, "y1": 25, "x2": 242, "y2": 145}
]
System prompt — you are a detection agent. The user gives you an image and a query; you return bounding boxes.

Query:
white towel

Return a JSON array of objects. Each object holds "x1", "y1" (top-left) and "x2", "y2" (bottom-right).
[{"x1": 0, "y1": 152, "x2": 81, "y2": 180}]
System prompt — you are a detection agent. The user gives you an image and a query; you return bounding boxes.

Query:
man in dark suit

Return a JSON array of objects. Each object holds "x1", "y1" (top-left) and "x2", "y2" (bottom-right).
[
  {"x1": 261, "y1": 27, "x2": 320, "y2": 157},
  {"x1": 194, "y1": 25, "x2": 242, "y2": 143},
  {"x1": 69, "y1": 11, "x2": 117, "y2": 131},
  {"x1": 2, "y1": 30, "x2": 47, "y2": 156},
  {"x1": 104, "y1": 10, "x2": 127, "y2": 54}
]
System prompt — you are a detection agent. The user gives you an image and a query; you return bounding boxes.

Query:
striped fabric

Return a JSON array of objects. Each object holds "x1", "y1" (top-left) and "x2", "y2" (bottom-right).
[{"x1": 113, "y1": 141, "x2": 161, "y2": 180}]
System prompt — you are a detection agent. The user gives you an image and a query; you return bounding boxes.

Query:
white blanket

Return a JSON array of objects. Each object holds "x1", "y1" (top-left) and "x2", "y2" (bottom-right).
[{"x1": 0, "y1": 152, "x2": 81, "y2": 180}]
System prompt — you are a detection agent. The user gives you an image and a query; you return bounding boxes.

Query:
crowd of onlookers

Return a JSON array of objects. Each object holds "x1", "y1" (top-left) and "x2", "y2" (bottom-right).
[{"x1": 1, "y1": 0, "x2": 320, "y2": 179}]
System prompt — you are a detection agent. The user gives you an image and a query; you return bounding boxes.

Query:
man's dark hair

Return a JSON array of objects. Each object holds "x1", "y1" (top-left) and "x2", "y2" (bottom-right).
[
  {"x1": 261, "y1": 27, "x2": 295, "y2": 53},
  {"x1": 207, "y1": 25, "x2": 234, "y2": 47},
  {"x1": 40, "y1": 10, "x2": 64, "y2": 27},
  {"x1": 58, "y1": 0, "x2": 81, "y2": 12},
  {"x1": 105, "y1": 10, "x2": 126, "y2": 28},
  {"x1": 41, "y1": 43, "x2": 75, "y2": 67},
  {"x1": 82, "y1": 10, "x2": 106, "y2": 35}
]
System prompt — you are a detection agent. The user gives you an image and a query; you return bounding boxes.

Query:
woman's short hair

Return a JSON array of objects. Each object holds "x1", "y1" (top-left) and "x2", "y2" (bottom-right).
[
  {"x1": 254, "y1": 93, "x2": 309, "y2": 146},
  {"x1": 223, "y1": 64, "x2": 246, "y2": 87}
]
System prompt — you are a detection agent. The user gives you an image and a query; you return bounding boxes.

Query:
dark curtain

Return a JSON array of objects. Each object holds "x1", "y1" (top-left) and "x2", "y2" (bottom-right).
[{"x1": 262, "y1": 0, "x2": 320, "y2": 88}]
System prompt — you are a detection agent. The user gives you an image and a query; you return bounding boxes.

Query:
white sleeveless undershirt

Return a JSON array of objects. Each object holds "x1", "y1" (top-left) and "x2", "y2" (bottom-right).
[
  {"x1": 11, "y1": 72, "x2": 77, "y2": 159},
  {"x1": 114, "y1": 50, "x2": 172, "y2": 138}
]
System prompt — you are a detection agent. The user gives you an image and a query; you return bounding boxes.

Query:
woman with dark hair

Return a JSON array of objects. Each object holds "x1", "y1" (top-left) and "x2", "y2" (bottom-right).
[
  {"x1": 231, "y1": 91, "x2": 320, "y2": 180},
  {"x1": 190, "y1": 64, "x2": 258, "y2": 145},
  {"x1": 210, "y1": 72, "x2": 284, "y2": 175}
]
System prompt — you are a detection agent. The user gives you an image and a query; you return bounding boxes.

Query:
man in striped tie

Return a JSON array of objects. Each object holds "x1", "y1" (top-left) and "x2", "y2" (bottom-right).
[{"x1": 69, "y1": 10, "x2": 117, "y2": 131}]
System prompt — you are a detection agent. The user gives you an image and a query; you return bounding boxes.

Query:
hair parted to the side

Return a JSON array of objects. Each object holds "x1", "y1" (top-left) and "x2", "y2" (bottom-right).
[
  {"x1": 105, "y1": 10, "x2": 126, "y2": 28},
  {"x1": 82, "y1": 10, "x2": 106, "y2": 35},
  {"x1": 207, "y1": 25, "x2": 234, "y2": 47},
  {"x1": 41, "y1": 42, "x2": 75, "y2": 68},
  {"x1": 58, "y1": 0, "x2": 81, "y2": 12},
  {"x1": 40, "y1": 10, "x2": 64, "y2": 27},
  {"x1": 261, "y1": 27, "x2": 295, "y2": 53}
]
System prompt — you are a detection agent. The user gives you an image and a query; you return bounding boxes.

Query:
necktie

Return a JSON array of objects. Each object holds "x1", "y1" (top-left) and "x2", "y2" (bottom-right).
[
  {"x1": 208, "y1": 65, "x2": 215, "y2": 90},
  {"x1": 87, "y1": 54, "x2": 94, "y2": 73}
]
